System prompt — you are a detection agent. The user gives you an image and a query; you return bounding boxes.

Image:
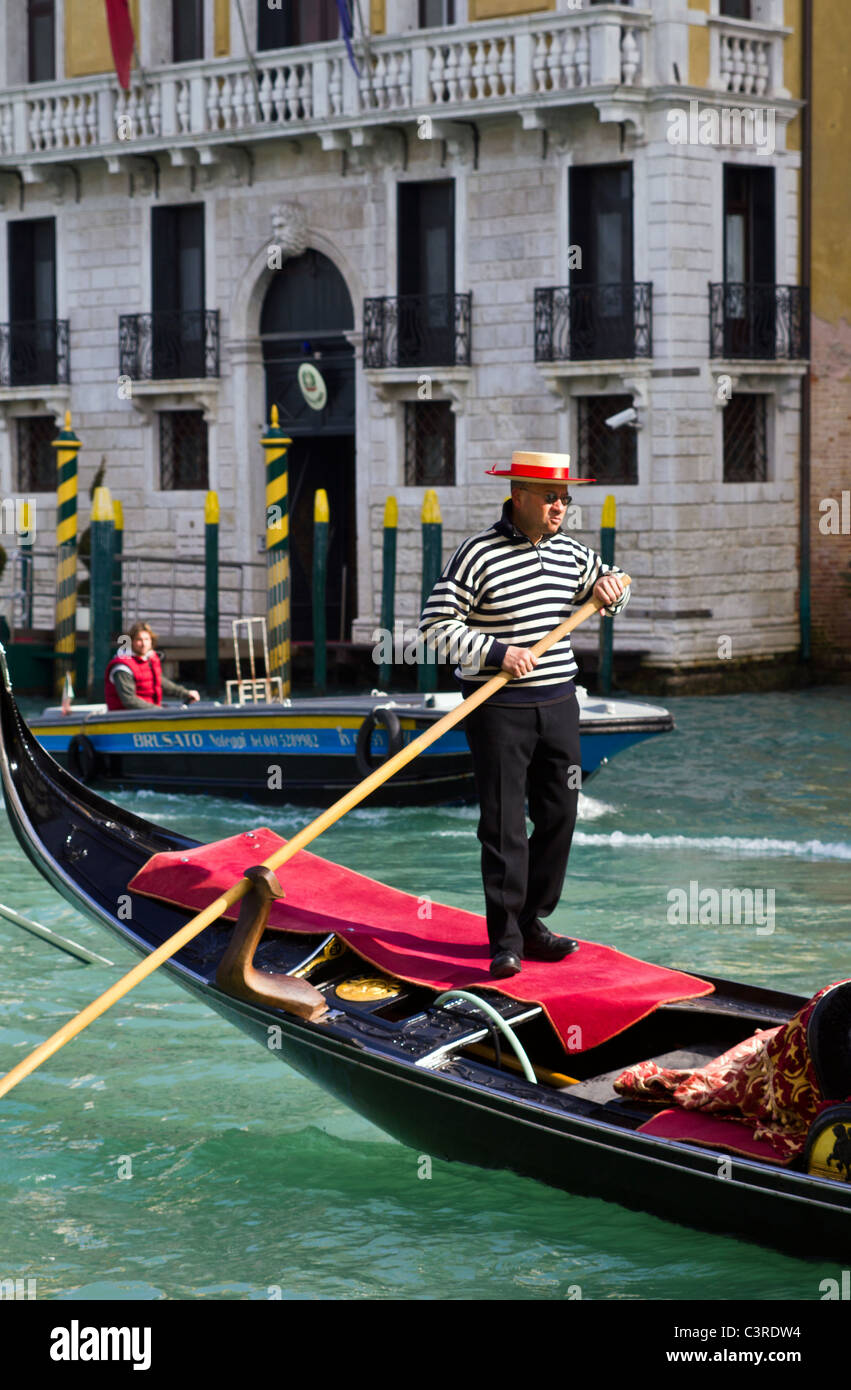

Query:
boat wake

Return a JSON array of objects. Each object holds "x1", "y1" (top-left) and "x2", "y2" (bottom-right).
[
  {"x1": 572, "y1": 831, "x2": 851, "y2": 861},
  {"x1": 577, "y1": 793, "x2": 617, "y2": 821}
]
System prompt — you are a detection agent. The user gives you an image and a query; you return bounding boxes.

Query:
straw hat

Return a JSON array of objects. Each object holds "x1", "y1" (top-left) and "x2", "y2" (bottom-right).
[{"x1": 485, "y1": 451, "x2": 595, "y2": 484}]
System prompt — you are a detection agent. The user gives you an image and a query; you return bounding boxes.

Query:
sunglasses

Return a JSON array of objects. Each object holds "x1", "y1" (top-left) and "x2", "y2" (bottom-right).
[{"x1": 518, "y1": 488, "x2": 573, "y2": 506}]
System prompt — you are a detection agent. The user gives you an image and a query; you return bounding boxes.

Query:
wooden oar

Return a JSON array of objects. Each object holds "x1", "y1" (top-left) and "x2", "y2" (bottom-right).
[
  {"x1": 0, "y1": 901, "x2": 114, "y2": 966},
  {"x1": 0, "y1": 580, "x2": 629, "y2": 1101}
]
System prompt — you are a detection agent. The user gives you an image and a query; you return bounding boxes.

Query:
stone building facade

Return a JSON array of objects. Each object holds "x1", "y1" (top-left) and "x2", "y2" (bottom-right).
[{"x1": 0, "y1": 0, "x2": 822, "y2": 686}]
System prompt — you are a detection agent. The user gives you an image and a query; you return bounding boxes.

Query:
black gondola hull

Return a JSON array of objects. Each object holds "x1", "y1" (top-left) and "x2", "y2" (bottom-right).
[{"x1": 1, "y1": 645, "x2": 849, "y2": 1258}]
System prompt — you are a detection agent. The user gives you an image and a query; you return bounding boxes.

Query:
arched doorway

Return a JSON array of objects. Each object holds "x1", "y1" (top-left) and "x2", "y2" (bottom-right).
[{"x1": 260, "y1": 249, "x2": 356, "y2": 643}]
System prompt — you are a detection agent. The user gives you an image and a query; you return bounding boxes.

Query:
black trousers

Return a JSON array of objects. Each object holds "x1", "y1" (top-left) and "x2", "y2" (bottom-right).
[{"x1": 463, "y1": 692, "x2": 581, "y2": 957}]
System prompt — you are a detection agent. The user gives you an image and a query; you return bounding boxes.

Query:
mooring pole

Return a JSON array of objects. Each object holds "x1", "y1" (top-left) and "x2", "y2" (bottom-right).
[
  {"x1": 52, "y1": 411, "x2": 81, "y2": 697},
  {"x1": 205, "y1": 490, "x2": 220, "y2": 698},
  {"x1": 379, "y1": 495, "x2": 397, "y2": 690},
  {"x1": 20, "y1": 501, "x2": 34, "y2": 631},
  {"x1": 88, "y1": 486, "x2": 114, "y2": 700},
  {"x1": 262, "y1": 406, "x2": 293, "y2": 698},
  {"x1": 312, "y1": 488, "x2": 329, "y2": 696},
  {"x1": 419, "y1": 489, "x2": 442, "y2": 694},
  {"x1": 111, "y1": 497, "x2": 123, "y2": 641},
  {"x1": 598, "y1": 494, "x2": 616, "y2": 696}
]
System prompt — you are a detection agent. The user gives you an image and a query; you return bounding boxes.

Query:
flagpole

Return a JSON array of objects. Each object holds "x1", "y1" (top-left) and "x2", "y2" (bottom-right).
[
  {"x1": 131, "y1": 40, "x2": 154, "y2": 137},
  {"x1": 234, "y1": 0, "x2": 263, "y2": 118},
  {"x1": 351, "y1": 0, "x2": 376, "y2": 107}
]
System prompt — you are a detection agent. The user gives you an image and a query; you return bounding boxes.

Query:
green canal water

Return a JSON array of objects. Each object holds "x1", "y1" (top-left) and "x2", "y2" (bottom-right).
[{"x1": 0, "y1": 689, "x2": 848, "y2": 1301}]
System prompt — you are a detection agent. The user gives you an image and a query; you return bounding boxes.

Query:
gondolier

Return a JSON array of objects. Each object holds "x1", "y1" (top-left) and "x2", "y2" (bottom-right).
[
  {"x1": 105, "y1": 621, "x2": 200, "y2": 710},
  {"x1": 419, "y1": 452, "x2": 630, "y2": 978}
]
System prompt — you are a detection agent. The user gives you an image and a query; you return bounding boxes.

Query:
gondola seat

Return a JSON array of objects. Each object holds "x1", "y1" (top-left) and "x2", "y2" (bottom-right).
[
  {"x1": 807, "y1": 979, "x2": 851, "y2": 1103},
  {"x1": 616, "y1": 978, "x2": 851, "y2": 1162}
]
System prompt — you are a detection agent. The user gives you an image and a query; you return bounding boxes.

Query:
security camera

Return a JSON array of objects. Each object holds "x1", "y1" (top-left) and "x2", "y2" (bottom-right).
[{"x1": 604, "y1": 406, "x2": 638, "y2": 430}]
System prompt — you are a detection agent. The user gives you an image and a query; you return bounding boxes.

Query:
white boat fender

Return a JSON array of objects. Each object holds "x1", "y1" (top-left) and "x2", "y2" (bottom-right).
[{"x1": 356, "y1": 707, "x2": 404, "y2": 776}]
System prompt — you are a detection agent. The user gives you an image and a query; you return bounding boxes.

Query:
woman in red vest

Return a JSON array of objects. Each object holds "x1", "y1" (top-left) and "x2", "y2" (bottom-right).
[{"x1": 104, "y1": 621, "x2": 200, "y2": 710}]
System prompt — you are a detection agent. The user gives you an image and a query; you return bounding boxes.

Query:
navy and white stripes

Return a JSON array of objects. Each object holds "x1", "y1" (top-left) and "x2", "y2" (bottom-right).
[{"x1": 419, "y1": 500, "x2": 630, "y2": 696}]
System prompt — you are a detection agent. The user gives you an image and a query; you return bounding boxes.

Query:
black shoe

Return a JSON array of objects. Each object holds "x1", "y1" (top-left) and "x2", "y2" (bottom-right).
[
  {"x1": 490, "y1": 951, "x2": 522, "y2": 978},
  {"x1": 523, "y1": 931, "x2": 579, "y2": 962}
]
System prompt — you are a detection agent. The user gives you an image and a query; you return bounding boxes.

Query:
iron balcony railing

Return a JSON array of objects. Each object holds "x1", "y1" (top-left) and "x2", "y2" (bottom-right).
[
  {"x1": 364, "y1": 292, "x2": 472, "y2": 368},
  {"x1": 0, "y1": 319, "x2": 70, "y2": 387},
  {"x1": 119, "y1": 309, "x2": 220, "y2": 380},
  {"x1": 708, "y1": 284, "x2": 809, "y2": 360},
  {"x1": 534, "y1": 283, "x2": 653, "y2": 362}
]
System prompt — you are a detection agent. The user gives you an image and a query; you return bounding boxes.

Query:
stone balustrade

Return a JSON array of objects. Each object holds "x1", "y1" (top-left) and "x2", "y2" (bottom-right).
[
  {"x1": 0, "y1": 11, "x2": 653, "y2": 162},
  {"x1": 718, "y1": 31, "x2": 773, "y2": 96}
]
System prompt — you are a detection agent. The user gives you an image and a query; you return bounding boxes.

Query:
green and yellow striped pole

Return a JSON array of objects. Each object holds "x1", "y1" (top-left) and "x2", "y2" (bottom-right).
[
  {"x1": 379, "y1": 495, "x2": 397, "y2": 690},
  {"x1": 205, "y1": 490, "x2": 220, "y2": 697},
  {"x1": 419, "y1": 489, "x2": 442, "y2": 694},
  {"x1": 88, "y1": 485, "x2": 114, "y2": 700},
  {"x1": 312, "y1": 489, "x2": 329, "y2": 696},
  {"x1": 262, "y1": 405, "x2": 293, "y2": 697},
  {"x1": 598, "y1": 494, "x2": 616, "y2": 696},
  {"x1": 52, "y1": 411, "x2": 81, "y2": 696},
  {"x1": 111, "y1": 497, "x2": 123, "y2": 641}
]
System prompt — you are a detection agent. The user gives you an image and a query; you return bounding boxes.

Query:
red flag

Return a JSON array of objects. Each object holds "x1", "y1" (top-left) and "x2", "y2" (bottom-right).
[{"x1": 104, "y1": 0, "x2": 135, "y2": 90}]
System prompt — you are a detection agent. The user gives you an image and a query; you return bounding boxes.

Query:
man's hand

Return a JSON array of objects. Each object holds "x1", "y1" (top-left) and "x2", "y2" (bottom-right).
[
  {"x1": 186, "y1": 690, "x2": 200, "y2": 702},
  {"x1": 594, "y1": 573, "x2": 625, "y2": 615},
  {"x1": 501, "y1": 646, "x2": 538, "y2": 678}
]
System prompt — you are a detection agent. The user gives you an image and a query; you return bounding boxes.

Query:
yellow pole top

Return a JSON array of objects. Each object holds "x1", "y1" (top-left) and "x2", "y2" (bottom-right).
[
  {"x1": 422, "y1": 489, "x2": 441, "y2": 525},
  {"x1": 271, "y1": 404, "x2": 279, "y2": 426},
  {"x1": 314, "y1": 488, "x2": 329, "y2": 524},
  {"x1": 113, "y1": 499, "x2": 124, "y2": 531},
  {"x1": 205, "y1": 490, "x2": 220, "y2": 525},
  {"x1": 20, "y1": 501, "x2": 33, "y2": 533},
  {"x1": 64, "y1": 410, "x2": 71, "y2": 429},
  {"x1": 383, "y1": 495, "x2": 398, "y2": 528},
  {"x1": 91, "y1": 486, "x2": 113, "y2": 523},
  {"x1": 601, "y1": 494, "x2": 616, "y2": 529}
]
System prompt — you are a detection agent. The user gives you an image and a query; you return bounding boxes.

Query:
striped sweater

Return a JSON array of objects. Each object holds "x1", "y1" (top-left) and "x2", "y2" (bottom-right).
[{"x1": 418, "y1": 500, "x2": 630, "y2": 702}]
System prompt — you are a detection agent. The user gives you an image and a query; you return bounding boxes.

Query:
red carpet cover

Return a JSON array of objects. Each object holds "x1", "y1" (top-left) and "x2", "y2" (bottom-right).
[
  {"x1": 128, "y1": 827, "x2": 713, "y2": 1054},
  {"x1": 618, "y1": 982, "x2": 851, "y2": 1159},
  {"x1": 636, "y1": 1109, "x2": 792, "y2": 1164}
]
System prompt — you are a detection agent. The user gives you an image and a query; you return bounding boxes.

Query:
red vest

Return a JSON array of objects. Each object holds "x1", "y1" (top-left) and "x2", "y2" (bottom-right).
[{"x1": 105, "y1": 652, "x2": 163, "y2": 710}]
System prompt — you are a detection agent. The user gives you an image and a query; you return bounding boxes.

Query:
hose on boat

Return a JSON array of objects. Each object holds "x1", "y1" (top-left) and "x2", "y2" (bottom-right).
[{"x1": 432, "y1": 989, "x2": 537, "y2": 1084}]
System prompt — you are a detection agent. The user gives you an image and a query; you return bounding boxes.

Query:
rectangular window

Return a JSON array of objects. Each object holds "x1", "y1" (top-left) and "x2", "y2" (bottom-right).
[
  {"x1": 159, "y1": 411, "x2": 209, "y2": 490},
  {"x1": 16, "y1": 417, "x2": 56, "y2": 492},
  {"x1": 720, "y1": 0, "x2": 752, "y2": 18},
  {"x1": 576, "y1": 396, "x2": 638, "y2": 485},
  {"x1": 7, "y1": 218, "x2": 58, "y2": 386},
  {"x1": 722, "y1": 166, "x2": 776, "y2": 356},
  {"x1": 723, "y1": 166, "x2": 775, "y2": 285},
  {"x1": 398, "y1": 181, "x2": 455, "y2": 299},
  {"x1": 258, "y1": 0, "x2": 339, "y2": 50},
  {"x1": 28, "y1": 0, "x2": 55, "y2": 83},
  {"x1": 151, "y1": 205, "x2": 205, "y2": 377},
  {"x1": 397, "y1": 180, "x2": 455, "y2": 366},
  {"x1": 419, "y1": 0, "x2": 455, "y2": 26},
  {"x1": 404, "y1": 402, "x2": 455, "y2": 487},
  {"x1": 569, "y1": 164, "x2": 635, "y2": 359},
  {"x1": 173, "y1": 0, "x2": 204, "y2": 62},
  {"x1": 723, "y1": 394, "x2": 768, "y2": 482}
]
